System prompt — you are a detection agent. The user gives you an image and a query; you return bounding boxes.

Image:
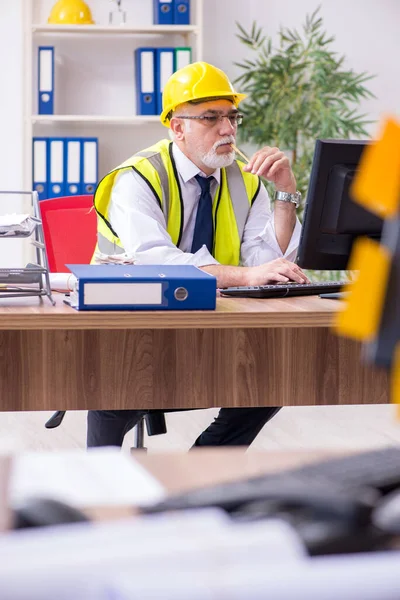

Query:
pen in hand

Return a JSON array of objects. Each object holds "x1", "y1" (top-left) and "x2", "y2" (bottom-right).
[{"x1": 230, "y1": 143, "x2": 250, "y2": 164}]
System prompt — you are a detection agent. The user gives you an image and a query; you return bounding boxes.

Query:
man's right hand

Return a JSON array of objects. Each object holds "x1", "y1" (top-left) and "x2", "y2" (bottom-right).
[{"x1": 246, "y1": 258, "x2": 310, "y2": 286}]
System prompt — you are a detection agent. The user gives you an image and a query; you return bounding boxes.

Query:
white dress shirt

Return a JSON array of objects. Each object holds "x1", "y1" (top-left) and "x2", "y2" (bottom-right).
[{"x1": 108, "y1": 142, "x2": 301, "y2": 267}]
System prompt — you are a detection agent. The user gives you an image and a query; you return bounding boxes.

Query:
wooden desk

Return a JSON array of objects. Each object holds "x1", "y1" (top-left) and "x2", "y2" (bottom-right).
[{"x1": 0, "y1": 294, "x2": 388, "y2": 411}]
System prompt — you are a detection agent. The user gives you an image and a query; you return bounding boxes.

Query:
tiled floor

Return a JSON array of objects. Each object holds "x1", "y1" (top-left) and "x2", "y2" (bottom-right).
[{"x1": 1, "y1": 405, "x2": 400, "y2": 454}]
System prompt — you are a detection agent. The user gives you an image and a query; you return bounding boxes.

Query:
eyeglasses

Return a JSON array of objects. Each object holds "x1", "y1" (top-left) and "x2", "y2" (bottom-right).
[{"x1": 173, "y1": 113, "x2": 243, "y2": 127}]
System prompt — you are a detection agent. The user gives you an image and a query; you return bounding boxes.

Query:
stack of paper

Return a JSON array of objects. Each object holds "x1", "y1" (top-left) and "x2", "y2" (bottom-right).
[
  {"x1": 0, "y1": 214, "x2": 36, "y2": 237},
  {"x1": 9, "y1": 447, "x2": 165, "y2": 508},
  {"x1": 0, "y1": 510, "x2": 306, "y2": 599},
  {"x1": 93, "y1": 252, "x2": 137, "y2": 265}
]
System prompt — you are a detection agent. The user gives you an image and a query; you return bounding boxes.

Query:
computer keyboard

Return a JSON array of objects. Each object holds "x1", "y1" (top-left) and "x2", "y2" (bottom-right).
[
  {"x1": 220, "y1": 280, "x2": 348, "y2": 299},
  {"x1": 143, "y1": 446, "x2": 400, "y2": 557},
  {"x1": 144, "y1": 446, "x2": 400, "y2": 515},
  {"x1": 292, "y1": 445, "x2": 400, "y2": 494}
]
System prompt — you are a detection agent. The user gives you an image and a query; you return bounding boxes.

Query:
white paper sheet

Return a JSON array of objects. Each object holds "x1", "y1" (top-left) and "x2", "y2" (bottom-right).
[
  {"x1": 0, "y1": 213, "x2": 30, "y2": 227},
  {"x1": 9, "y1": 447, "x2": 165, "y2": 508},
  {"x1": 2, "y1": 507, "x2": 400, "y2": 600},
  {"x1": 103, "y1": 551, "x2": 400, "y2": 600},
  {"x1": 0, "y1": 511, "x2": 306, "y2": 599}
]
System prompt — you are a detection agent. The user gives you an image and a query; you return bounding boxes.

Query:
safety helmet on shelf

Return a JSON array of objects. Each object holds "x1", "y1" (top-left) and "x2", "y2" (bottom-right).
[{"x1": 47, "y1": 0, "x2": 95, "y2": 25}]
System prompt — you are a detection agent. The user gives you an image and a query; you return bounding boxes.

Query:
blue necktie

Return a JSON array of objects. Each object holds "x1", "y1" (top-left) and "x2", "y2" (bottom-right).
[{"x1": 191, "y1": 174, "x2": 214, "y2": 254}]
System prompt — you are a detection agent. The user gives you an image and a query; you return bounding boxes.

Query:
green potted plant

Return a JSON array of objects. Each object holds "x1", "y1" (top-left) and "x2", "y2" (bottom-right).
[
  {"x1": 234, "y1": 7, "x2": 375, "y2": 280},
  {"x1": 235, "y1": 6, "x2": 375, "y2": 205}
]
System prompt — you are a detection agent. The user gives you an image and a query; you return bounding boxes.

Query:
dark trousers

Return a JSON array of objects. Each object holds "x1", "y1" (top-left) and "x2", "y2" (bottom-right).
[{"x1": 87, "y1": 407, "x2": 281, "y2": 448}]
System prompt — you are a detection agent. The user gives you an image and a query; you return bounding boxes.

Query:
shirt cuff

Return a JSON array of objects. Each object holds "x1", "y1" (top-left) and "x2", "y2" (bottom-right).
[
  {"x1": 190, "y1": 245, "x2": 219, "y2": 267},
  {"x1": 258, "y1": 216, "x2": 302, "y2": 261}
]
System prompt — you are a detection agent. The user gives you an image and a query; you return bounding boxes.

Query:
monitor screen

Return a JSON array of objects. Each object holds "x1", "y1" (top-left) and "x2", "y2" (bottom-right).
[{"x1": 296, "y1": 139, "x2": 383, "y2": 270}]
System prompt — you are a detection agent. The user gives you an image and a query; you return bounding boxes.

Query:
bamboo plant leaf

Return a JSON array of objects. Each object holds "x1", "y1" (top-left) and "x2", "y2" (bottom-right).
[{"x1": 234, "y1": 7, "x2": 375, "y2": 281}]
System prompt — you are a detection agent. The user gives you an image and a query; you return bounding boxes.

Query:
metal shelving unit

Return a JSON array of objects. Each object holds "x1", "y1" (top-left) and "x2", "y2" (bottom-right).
[{"x1": 0, "y1": 191, "x2": 54, "y2": 305}]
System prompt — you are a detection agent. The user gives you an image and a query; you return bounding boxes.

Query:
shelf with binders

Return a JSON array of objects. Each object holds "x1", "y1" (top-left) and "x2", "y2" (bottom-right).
[
  {"x1": 24, "y1": 0, "x2": 203, "y2": 198},
  {"x1": 32, "y1": 137, "x2": 99, "y2": 202},
  {"x1": 33, "y1": 40, "x2": 194, "y2": 120},
  {"x1": 30, "y1": 0, "x2": 199, "y2": 34},
  {"x1": 32, "y1": 121, "x2": 169, "y2": 197}
]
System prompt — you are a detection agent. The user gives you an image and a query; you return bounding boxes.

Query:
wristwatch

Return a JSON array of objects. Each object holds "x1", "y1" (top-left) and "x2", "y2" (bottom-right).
[{"x1": 274, "y1": 190, "x2": 301, "y2": 208}]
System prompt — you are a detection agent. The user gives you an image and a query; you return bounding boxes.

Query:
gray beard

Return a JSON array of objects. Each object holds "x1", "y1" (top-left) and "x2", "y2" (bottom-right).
[{"x1": 202, "y1": 151, "x2": 235, "y2": 169}]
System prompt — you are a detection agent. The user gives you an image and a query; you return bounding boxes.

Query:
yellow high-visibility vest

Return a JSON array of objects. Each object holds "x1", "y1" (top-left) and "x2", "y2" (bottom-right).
[{"x1": 93, "y1": 139, "x2": 260, "y2": 265}]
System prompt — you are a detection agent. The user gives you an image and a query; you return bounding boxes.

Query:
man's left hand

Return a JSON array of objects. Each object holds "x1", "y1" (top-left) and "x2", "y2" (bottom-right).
[{"x1": 243, "y1": 146, "x2": 296, "y2": 193}]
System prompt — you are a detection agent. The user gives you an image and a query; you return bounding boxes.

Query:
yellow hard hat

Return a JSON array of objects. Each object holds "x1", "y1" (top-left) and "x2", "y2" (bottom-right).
[
  {"x1": 47, "y1": 0, "x2": 94, "y2": 25},
  {"x1": 160, "y1": 62, "x2": 247, "y2": 127}
]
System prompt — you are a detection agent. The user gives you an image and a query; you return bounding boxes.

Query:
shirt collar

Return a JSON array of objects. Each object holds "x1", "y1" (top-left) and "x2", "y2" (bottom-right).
[{"x1": 172, "y1": 142, "x2": 221, "y2": 185}]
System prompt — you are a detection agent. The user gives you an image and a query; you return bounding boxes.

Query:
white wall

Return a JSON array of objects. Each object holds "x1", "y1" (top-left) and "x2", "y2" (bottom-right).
[
  {"x1": 0, "y1": 1, "x2": 26, "y2": 267},
  {"x1": 202, "y1": 0, "x2": 400, "y2": 134},
  {"x1": 0, "y1": 1, "x2": 24, "y2": 190},
  {"x1": 0, "y1": 0, "x2": 399, "y2": 191}
]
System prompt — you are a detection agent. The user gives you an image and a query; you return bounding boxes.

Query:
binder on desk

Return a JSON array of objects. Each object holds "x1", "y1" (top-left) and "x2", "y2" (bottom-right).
[
  {"x1": 67, "y1": 264, "x2": 217, "y2": 311},
  {"x1": 48, "y1": 138, "x2": 65, "y2": 198},
  {"x1": 155, "y1": 48, "x2": 175, "y2": 115},
  {"x1": 174, "y1": 0, "x2": 190, "y2": 24},
  {"x1": 174, "y1": 47, "x2": 192, "y2": 71},
  {"x1": 38, "y1": 46, "x2": 54, "y2": 115},
  {"x1": 32, "y1": 137, "x2": 48, "y2": 200},
  {"x1": 65, "y1": 138, "x2": 82, "y2": 196},
  {"x1": 135, "y1": 48, "x2": 156, "y2": 115},
  {"x1": 153, "y1": 0, "x2": 173, "y2": 25},
  {"x1": 81, "y1": 138, "x2": 98, "y2": 195}
]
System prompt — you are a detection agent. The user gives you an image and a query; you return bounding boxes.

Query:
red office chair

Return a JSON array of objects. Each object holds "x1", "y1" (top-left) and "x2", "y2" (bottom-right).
[
  {"x1": 39, "y1": 195, "x2": 97, "y2": 272},
  {"x1": 40, "y1": 195, "x2": 166, "y2": 448}
]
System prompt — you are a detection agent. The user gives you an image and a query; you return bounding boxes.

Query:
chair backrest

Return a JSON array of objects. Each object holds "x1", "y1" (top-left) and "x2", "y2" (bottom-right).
[{"x1": 39, "y1": 195, "x2": 97, "y2": 272}]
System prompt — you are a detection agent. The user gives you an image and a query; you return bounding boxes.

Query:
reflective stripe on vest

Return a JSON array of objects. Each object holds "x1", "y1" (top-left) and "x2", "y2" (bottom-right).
[
  {"x1": 225, "y1": 161, "x2": 250, "y2": 243},
  {"x1": 136, "y1": 149, "x2": 170, "y2": 222}
]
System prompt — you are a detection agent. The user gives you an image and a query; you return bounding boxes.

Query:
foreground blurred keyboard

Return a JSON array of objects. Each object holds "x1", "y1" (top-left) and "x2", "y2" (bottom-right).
[
  {"x1": 143, "y1": 446, "x2": 400, "y2": 556},
  {"x1": 144, "y1": 446, "x2": 400, "y2": 515},
  {"x1": 220, "y1": 280, "x2": 347, "y2": 298}
]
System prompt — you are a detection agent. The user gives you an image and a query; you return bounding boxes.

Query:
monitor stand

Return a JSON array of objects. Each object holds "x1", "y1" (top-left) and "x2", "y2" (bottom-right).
[{"x1": 319, "y1": 291, "x2": 350, "y2": 300}]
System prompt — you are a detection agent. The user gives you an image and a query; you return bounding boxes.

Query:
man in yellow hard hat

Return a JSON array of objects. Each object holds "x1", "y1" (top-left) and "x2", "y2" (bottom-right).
[{"x1": 88, "y1": 62, "x2": 309, "y2": 448}]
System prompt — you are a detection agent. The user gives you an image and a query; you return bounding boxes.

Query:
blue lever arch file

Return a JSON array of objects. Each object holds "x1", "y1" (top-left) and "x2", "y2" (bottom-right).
[
  {"x1": 32, "y1": 137, "x2": 48, "y2": 200},
  {"x1": 155, "y1": 48, "x2": 175, "y2": 115},
  {"x1": 65, "y1": 138, "x2": 82, "y2": 195},
  {"x1": 48, "y1": 137, "x2": 65, "y2": 198},
  {"x1": 81, "y1": 138, "x2": 98, "y2": 194},
  {"x1": 67, "y1": 265, "x2": 217, "y2": 311},
  {"x1": 174, "y1": 0, "x2": 190, "y2": 24},
  {"x1": 135, "y1": 48, "x2": 157, "y2": 115},
  {"x1": 38, "y1": 46, "x2": 54, "y2": 114},
  {"x1": 153, "y1": 0, "x2": 173, "y2": 24}
]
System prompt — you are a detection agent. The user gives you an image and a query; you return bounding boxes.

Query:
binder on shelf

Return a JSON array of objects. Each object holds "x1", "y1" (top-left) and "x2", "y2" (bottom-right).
[
  {"x1": 65, "y1": 138, "x2": 82, "y2": 196},
  {"x1": 38, "y1": 46, "x2": 54, "y2": 115},
  {"x1": 174, "y1": 0, "x2": 190, "y2": 25},
  {"x1": 67, "y1": 264, "x2": 217, "y2": 311},
  {"x1": 81, "y1": 138, "x2": 98, "y2": 195},
  {"x1": 153, "y1": 0, "x2": 173, "y2": 25},
  {"x1": 155, "y1": 47, "x2": 175, "y2": 115},
  {"x1": 135, "y1": 48, "x2": 157, "y2": 115},
  {"x1": 48, "y1": 138, "x2": 65, "y2": 198},
  {"x1": 32, "y1": 137, "x2": 48, "y2": 200},
  {"x1": 174, "y1": 47, "x2": 192, "y2": 71}
]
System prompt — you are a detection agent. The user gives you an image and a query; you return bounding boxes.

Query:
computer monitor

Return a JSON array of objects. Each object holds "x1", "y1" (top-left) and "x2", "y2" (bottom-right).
[{"x1": 296, "y1": 139, "x2": 384, "y2": 270}]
